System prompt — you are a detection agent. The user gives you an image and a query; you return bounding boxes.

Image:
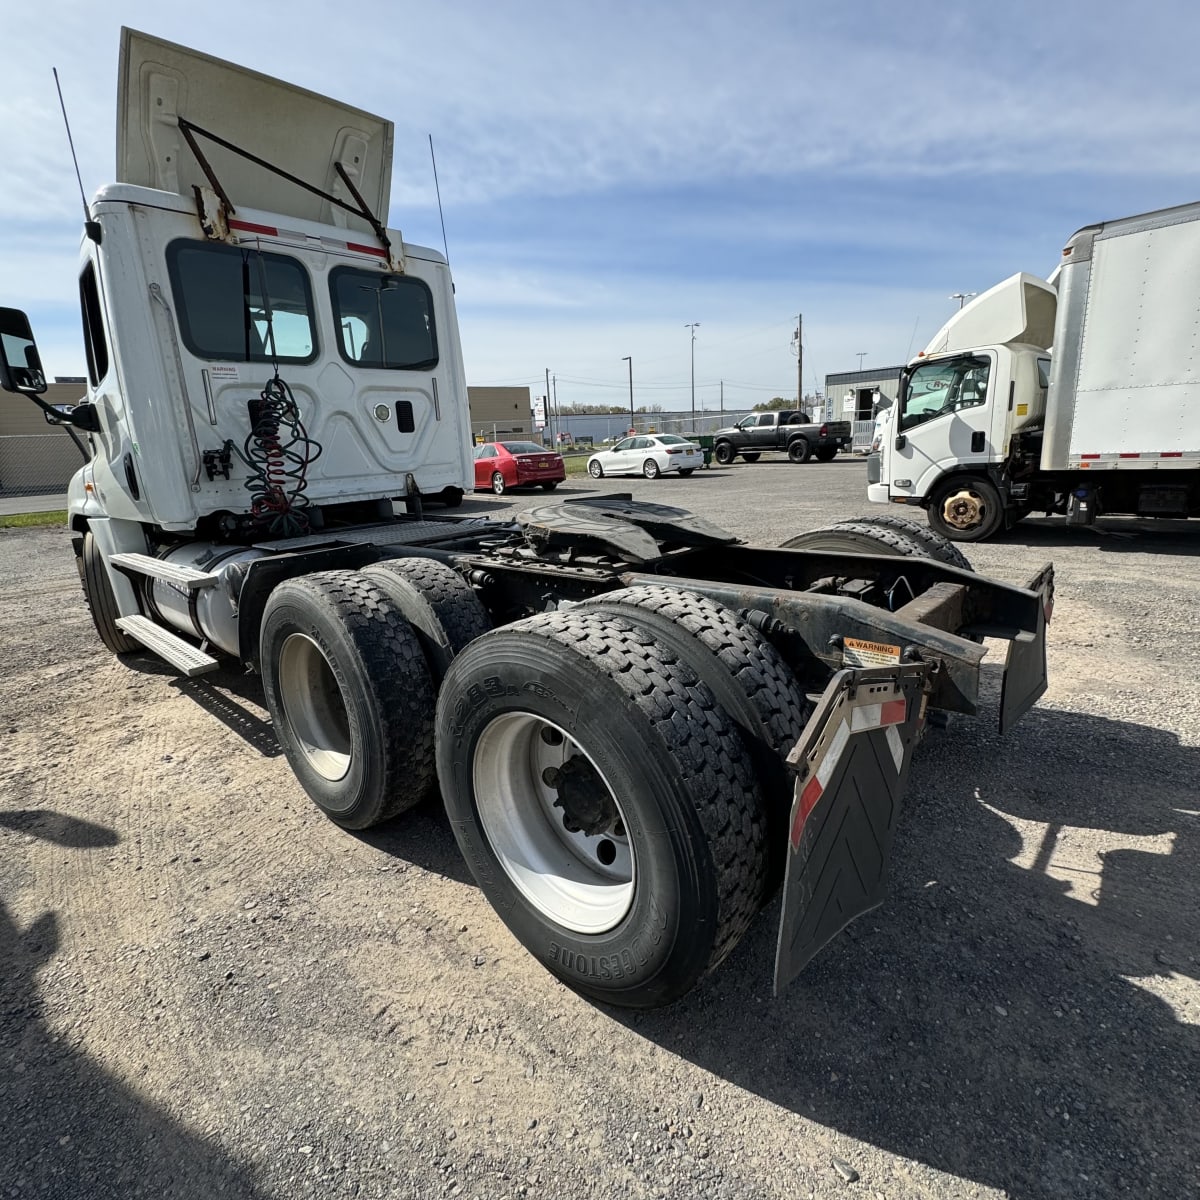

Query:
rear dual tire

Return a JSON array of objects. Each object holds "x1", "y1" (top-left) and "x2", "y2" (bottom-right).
[
  {"x1": 435, "y1": 600, "x2": 802, "y2": 1007},
  {"x1": 260, "y1": 571, "x2": 438, "y2": 830}
]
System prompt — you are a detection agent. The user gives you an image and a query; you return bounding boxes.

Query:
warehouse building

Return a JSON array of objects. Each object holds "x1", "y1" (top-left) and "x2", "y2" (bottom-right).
[{"x1": 467, "y1": 386, "x2": 532, "y2": 442}]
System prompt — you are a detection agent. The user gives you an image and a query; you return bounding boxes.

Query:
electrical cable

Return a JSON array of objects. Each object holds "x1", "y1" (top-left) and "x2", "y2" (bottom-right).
[{"x1": 225, "y1": 245, "x2": 323, "y2": 538}]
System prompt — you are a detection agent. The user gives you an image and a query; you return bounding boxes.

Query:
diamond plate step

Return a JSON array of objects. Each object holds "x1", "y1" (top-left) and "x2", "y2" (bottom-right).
[
  {"x1": 109, "y1": 552, "x2": 219, "y2": 589},
  {"x1": 115, "y1": 616, "x2": 220, "y2": 677}
]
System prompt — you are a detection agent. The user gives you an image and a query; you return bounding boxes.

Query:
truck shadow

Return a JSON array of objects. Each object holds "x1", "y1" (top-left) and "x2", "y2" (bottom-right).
[
  {"x1": 993, "y1": 516, "x2": 1199, "y2": 554},
  {"x1": 617, "y1": 706, "x2": 1200, "y2": 1200},
  {"x1": 0, "y1": 811, "x2": 266, "y2": 1197}
]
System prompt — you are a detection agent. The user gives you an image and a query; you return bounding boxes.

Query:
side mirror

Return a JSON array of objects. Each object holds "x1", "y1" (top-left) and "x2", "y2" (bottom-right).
[
  {"x1": 0, "y1": 308, "x2": 48, "y2": 396},
  {"x1": 894, "y1": 434, "x2": 907, "y2": 451}
]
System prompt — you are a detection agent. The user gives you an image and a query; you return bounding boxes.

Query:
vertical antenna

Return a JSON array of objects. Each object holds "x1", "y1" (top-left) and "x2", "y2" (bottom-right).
[
  {"x1": 53, "y1": 68, "x2": 100, "y2": 243},
  {"x1": 428, "y1": 135, "x2": 451, "y2": 266}
]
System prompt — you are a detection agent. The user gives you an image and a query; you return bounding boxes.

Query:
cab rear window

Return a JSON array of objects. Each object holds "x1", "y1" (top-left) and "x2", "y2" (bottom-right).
[
  {"x1": 329, "y1": 268, "x2": 438, "y2": 370},
  {"x1": 166, "y1": 240, "x2": 317, "y2": 363}
]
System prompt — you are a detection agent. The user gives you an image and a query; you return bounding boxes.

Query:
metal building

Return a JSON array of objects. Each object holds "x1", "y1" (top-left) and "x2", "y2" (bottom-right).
[{"x1": 823, "y1": 365, "x2": 904, "y2": 452}]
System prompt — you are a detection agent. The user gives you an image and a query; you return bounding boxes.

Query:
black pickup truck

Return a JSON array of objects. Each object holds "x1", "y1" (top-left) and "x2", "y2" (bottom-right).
[{"x1": 712, "y1": 410, "x2": 853, "y2": 464}]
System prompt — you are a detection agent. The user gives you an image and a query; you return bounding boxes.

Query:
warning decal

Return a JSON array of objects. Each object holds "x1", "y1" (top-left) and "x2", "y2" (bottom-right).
[{"x1": 842, "y1": 637, "x2": 902, "y2": 668}]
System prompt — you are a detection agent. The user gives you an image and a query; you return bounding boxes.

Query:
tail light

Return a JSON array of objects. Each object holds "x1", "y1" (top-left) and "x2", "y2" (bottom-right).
[
  {"x1": 819, "y1": 423, "x2": 828, "y2": 437},
  {"x1": 666, "y1": 448, "x2": 682, "y2": 455}
]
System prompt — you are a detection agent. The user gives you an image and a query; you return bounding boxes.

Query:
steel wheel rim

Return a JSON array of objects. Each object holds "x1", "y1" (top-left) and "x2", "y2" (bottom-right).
[
  {"x1": 942, "y1": 488, "x2": 986, "y2": 530},
  {"x1": 277, "y1": 633, "x2": 352, "y2": 781},
  {"x1": 473, "y1": 712, "x2": 634, "y2": 933}
]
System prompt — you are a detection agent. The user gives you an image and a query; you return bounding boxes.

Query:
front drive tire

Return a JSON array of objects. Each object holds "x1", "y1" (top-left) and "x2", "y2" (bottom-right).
[
  {"x1": 713, "y1": 442, "x2": 736, "y2": 465},
  {"x1": 436, "y1": 610, "x2": 769, "y2": 1008},
  {"x1": 260, "y1": 571, "x2": 437, "y2": 829},
  {"x1": 80, "y1": 530, "x2": 142, "y2": 655},
  {"x1": 588, "y1": 459, "x2": 604, "y2": 479},
  {"x1": 926, "y1": 476, "x2": 1004, "y2": 543}
]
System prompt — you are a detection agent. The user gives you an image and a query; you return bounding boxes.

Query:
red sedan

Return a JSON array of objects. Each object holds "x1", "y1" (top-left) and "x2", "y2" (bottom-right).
[{"x1": 473, "y1": 441, "x2": 566, "y2": 495}]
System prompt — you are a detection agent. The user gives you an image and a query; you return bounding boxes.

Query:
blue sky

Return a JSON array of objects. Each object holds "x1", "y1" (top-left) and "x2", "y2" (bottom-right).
[{"x1": 4, "y1": 1, "x2": 1200, "y2": 411}]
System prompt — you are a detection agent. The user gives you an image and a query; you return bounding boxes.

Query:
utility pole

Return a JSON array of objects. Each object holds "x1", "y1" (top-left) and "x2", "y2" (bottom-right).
[
  {"x1": 949, "y1": 292, "x2": 977, "y2": 310},
  {"x1": 552, "y1": 374, "x2": 559, "y2": 444},
  {"x1": 544, "y1": 367, "x2": 554, "y2": 445},
  {"x1": 685, "y1": 323, "x2": 700, "y2": 428},
  {"x1": 856, "y1": 352, "x2": 868, "y2": 370},
  {"x1": 791, "y1": 314, "x2": 803, "y2": 405},
  {"x1": 720, "y1": 380, "x2": 724, "y2": 413},
  {"x1": 622, "y1": 356, "x2": 633, "y2": 428}
]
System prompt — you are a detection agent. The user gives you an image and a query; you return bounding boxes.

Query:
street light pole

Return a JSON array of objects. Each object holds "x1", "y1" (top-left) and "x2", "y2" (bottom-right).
[
  {"x1": 856, "y1": 352, "x2": 867, "y2": 370},
  {"x1": 622, "y1": 356, "x2": 633, "y2": 429},
  {"x1": 685, "y1": 323, "x2": 700, "y2": 428},
  {"x1": 949, "y1": 292, "x2": 977, "y2": 310}
]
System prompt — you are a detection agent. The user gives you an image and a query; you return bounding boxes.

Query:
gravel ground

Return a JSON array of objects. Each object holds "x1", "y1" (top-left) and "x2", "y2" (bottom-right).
[{"x1": 2, "y1": 458, "x2": 1197, "y2": 1200}]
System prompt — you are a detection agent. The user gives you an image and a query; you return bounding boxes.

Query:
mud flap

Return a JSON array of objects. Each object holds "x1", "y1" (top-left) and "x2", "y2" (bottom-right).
[
  {"x1": 774, "y1": 663, "x2": 931, "y2": 994},
  {"x1": 999, "y1": 563, "x2": 1054, "y2": 735}
]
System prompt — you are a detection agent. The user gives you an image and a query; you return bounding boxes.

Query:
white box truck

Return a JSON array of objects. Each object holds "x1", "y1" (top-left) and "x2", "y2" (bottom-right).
[
  {"x1": 869, "y1": 201, "x2": 1200, "y2": 540},
  {"x1": 0, "y1": 29, "x2": 1054, "y2": 1008}
]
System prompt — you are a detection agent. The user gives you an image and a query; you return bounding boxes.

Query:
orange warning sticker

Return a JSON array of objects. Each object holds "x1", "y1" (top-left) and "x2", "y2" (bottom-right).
[{"x1": 842, "y1": 637, "x2": 902, "y2": 668}]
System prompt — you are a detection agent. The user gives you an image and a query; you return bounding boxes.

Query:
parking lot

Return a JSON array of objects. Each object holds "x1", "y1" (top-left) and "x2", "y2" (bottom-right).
[{"x1": 2, "y1": 457, "x2": 1198, "y2": 1200}]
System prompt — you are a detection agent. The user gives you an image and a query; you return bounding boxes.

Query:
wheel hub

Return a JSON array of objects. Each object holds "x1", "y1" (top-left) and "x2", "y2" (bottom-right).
[
  {"x1": 544, "y1": 753, "x2": 618, "y2": 836},
  {"x1": 942, "y1": 488, "x2": 985, "y2": 530}
]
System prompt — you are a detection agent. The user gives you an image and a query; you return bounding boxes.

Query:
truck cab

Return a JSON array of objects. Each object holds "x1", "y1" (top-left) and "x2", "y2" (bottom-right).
[
  {"x1": 51, "y1": 30, "x2": 474, "y2": 551},
  {"x1": 870, "y1": 274, "x2": 1056, "y2": 540}
]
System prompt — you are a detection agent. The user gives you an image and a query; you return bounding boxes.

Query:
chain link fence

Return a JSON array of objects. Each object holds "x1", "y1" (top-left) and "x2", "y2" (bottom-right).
[{"x1": 0, "y1": 434, "x2": 84, "y2": 499}]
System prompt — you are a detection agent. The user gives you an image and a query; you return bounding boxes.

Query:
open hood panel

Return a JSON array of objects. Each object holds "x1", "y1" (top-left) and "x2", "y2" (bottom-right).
[
  {"x1": 921, "y1": 272, "x2": 1057, "y2": 357},
  {"x1": 116, "y1": 28, "x2": 393, "y2": 233}
]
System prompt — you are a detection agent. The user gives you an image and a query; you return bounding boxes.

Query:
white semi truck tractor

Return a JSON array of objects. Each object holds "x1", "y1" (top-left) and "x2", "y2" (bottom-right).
[
  {"x1": 0, "y1": 30, "x2": 1054, "y2": 1009},
  {"x1": 869, "y1": 200, "x2": 1200, "y2": 540}
]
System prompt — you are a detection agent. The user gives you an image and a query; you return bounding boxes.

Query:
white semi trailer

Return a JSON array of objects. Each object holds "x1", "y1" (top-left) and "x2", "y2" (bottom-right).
[
  {"x1": 869, "y1": 201, "x2": 1200, "y2": 540},
  {"x1": 0, "y1": 30, "x2": 1054, "y2": 1008}
]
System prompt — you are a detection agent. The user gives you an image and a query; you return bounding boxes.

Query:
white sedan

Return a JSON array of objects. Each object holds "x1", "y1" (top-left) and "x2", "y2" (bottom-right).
[{"x1": 587, "y1": 434, "x2": 704, "y2": 479}]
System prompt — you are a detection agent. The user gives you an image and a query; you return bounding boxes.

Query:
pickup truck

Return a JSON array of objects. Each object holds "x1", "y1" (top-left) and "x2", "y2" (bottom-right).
[{"x1": 712, "y1": 411, "x2": 852, "y2": 465}]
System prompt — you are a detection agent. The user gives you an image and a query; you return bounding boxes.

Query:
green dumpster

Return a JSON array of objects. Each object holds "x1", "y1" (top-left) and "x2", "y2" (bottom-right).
[{"x1": 693, "y1": 434, "x2": 715, "y2": 468}]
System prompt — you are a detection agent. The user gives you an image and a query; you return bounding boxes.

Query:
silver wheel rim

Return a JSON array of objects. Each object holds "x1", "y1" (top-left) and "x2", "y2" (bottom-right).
[
  {"x1": 473, "y1": 713, "x2": 634, "y2": 933},
  {"x1": 589, "y1": 461, "x2": 602, "y2": 477},
  {"x1": 644, "y1": 460, "x2": 657, "y2": 478},
  {"x1": 277, "y1": 633, "x2": 352, "y2": 782},
  {"x1": 492, "y1": 473, "x2": 505, "y2": 494}
]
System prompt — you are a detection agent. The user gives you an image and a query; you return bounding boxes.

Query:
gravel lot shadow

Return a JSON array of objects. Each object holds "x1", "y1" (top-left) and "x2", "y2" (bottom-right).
[
  {"x1": 169, "y1": 668, "x2": 282, "y2": 758},
  {"x1": 994, "y1": 517, "x2": 1200, "y2": 554},
  {"x1": 621, "y1": 706, "x2": 1200, "y2": 1199},
  {"x1": 0, "y1": 812, "x2": 266, "y2": 1198}
]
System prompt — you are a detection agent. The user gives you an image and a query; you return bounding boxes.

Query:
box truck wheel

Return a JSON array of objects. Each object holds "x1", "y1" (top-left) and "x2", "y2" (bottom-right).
[
  {"x1": 927, "y1": 477, "x2": 1003, "y2": 543},
  {"x1": 260, "y1": 571, "x2": 437, "y2": 829},
  {"x1": 79, "y1": 531, "x2": 142, "y2": 655},
  {"x1": 572, "y1": 586, "x2": 813, "y2": 886},
  {"x1": 361, "y1": 557, "x2": 491, "y2": 684},
  {"x1": 713, "y1": 441, "x2": 736, "y2": 465},
  {"x1": 435, "y1": 609, "x2": 769, "y2": 1008}
]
